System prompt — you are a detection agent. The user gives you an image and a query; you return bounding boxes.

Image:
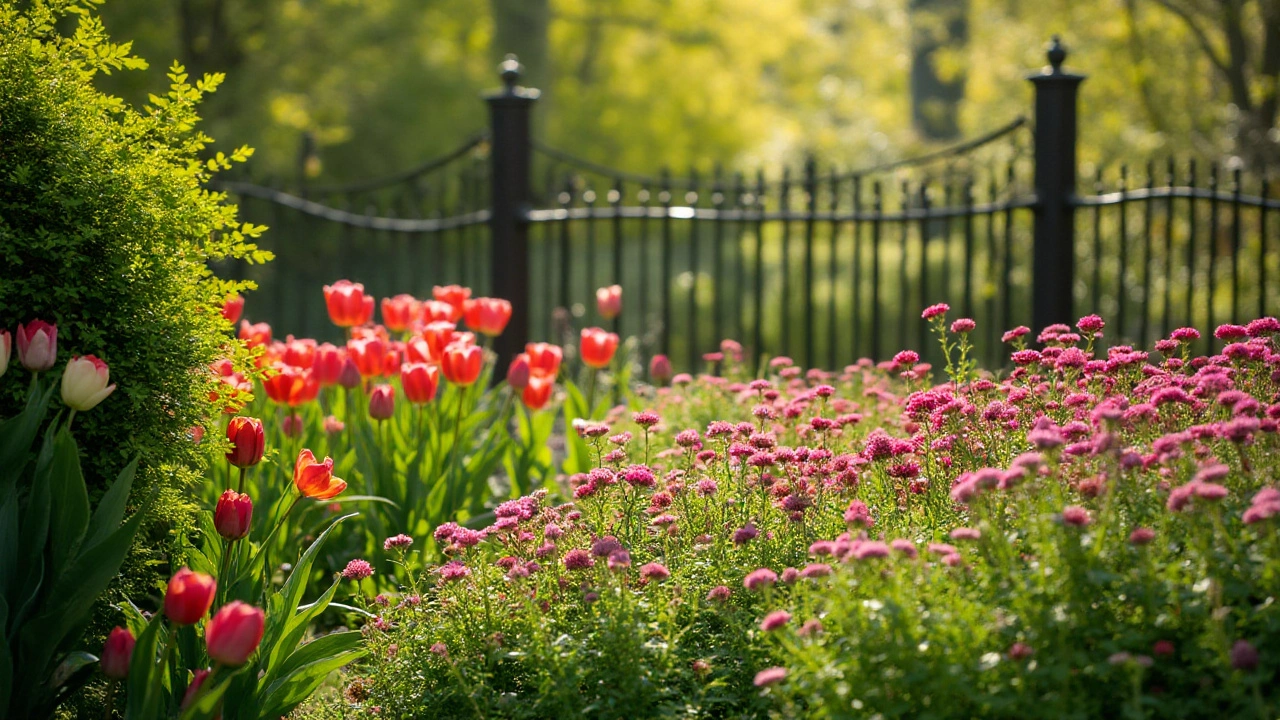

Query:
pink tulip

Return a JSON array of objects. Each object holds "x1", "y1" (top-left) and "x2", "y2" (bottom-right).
[
  {"x1": 100, "y1": 627, "x2": 135, "y2": 680},
  {"x1": 369, "y1": 384, "x2": 395, "y2": 420},
  {"x1": 16, "y1": 319, "x2": 57, "y2": 372},
  {"x1": 205, "y1": 601, "x2": 265, "y2": 666}
]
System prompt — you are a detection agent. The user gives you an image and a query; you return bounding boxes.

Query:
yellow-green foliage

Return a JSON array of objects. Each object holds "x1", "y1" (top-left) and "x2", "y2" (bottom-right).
[{"x1": 0, "y1": 0, "x2": 268, "y2": 619}]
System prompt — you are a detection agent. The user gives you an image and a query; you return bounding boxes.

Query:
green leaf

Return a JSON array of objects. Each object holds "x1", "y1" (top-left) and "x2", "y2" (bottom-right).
[
  {"x1": 177, "y1": 668, "x2": 234, "y2": 720},
  {"x1": 0, "y1": 381, "x2": 57, "y2": 494},
  {"x1": 81, "y1": 456, "x2": 138, "y2": 551},
  {"x1": 0, "y1": 492, "x2": 19, "y2": 599},
  {"x1": 124, "y1": 611, "x2": 167, "y2": 720},
  {"x1": 0, "y1": 596, "x2": 11, "y2": 717},
  {"x1": 256, "y1": 632, "x2": 365, "y2": 718},
  {"x1": 47, "y1": 429, "x2": 90, "y2": 575}
]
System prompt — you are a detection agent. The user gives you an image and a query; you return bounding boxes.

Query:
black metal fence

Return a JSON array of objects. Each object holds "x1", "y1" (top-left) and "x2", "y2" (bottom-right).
[{"x1": 217, "y1": 40, "x2": 1279, "y2": 372}]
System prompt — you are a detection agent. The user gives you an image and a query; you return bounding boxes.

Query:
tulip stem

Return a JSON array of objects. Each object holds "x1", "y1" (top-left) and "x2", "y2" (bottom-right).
[
  {"x1": 246, "y1": 493, "x2": 303, "y2": 578},
  {"x1": 448, "y1": 390, "x2": 466, "y2": 517},
  {"x1": 217, "y1": 538, "x2": 234, "y2": 607},
  {"x1": 65, "y1": 409, "x2": 77, "y2": 432},
  {"x1": 102, "y1": 681, "x2": 116, "y2": 720},
  {"x1": 586, "y1": 370, "x2": 597, "y2": 420},
  {"x1": 237, "y1": 466, "x2": 247, "y2": 494}
]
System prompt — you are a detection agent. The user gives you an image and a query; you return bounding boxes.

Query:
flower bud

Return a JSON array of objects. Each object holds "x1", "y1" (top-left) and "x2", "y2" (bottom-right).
[
  {"x1": 100, "y1": 627, "x2": 135, "y2": 680},
  {"x1": 369, "y1": 384, "x2": 395, "y2": 420},
  {"x1": 16, "y1": 319, "x2": 57, "y2": 372},
  {"x1": 181, "y1": 669, "x2": 211, "y2": 710},
  {"x1": 225, "y1": 417, "x2": 265, "y2": 468},
  {"x1": 596, "y1": 285, "x2": 622, "y2": 320},
  {"x1": 222, "y1": 294, "x2": 244, "y2": 324},
  {"x1": 649, "y1": 354, "x2": 673, "y2": 385},
  {"x1": 164, "y1": 568, "x2": 216, "y2": 626},
  {"x1": 507, "y1": 353, "x2": 531, "y2": 389},
  {"x1": 214, "y1": 490, "x2": 253, "y2": 540},
  {"x1": 205, "y1": 601, "x2": 266, "y2": 666},
  {"x1": 0, "y1": 329, "x2": 10, "y2": 378},
  {"x1": 337, "y1": 356, "x2": 362, "y2": 389},
  {"x1": 60, "y1": 355, "x2": 117, "y2": 412}
]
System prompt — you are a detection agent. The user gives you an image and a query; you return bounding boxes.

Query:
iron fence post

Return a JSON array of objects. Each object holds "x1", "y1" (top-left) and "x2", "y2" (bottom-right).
[
  {"x1": 1028, "y1": 36, "x2": 1085, "y2": 333},
  {"x1": 485, "y1": 55, "x2": 540, "y2": 368}
]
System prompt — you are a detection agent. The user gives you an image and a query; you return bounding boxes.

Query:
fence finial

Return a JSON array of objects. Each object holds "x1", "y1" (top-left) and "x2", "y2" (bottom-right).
[
  {"x1": 1047, "y1": 36, "x2": 1067, "y2": 74},
  {"x1": 499, "y1": 54, "x2": 522, "y2": 94}
]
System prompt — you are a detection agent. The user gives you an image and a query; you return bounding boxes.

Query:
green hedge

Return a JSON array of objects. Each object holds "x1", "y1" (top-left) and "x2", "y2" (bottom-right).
[{"x1": 0, "y1": 0, "x2": 268, "y2": 681}]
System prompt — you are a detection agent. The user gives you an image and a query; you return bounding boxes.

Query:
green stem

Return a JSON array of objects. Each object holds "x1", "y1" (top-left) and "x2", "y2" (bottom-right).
[
  {"x1": 245, "y1": 493, "x2": 303, "y2": 576},
  {"x1": 586, "y1": 370, "x2": 598, "y2": 419},
  {"x1": 236, "y1": 465, "x2": 247, "y2": 494},
  {"x1": 65, "y1": 408, "x2": 77, "y2": 432},
  {"x1": 447, "y1": 388, "x2": 467, "y2": 517}
]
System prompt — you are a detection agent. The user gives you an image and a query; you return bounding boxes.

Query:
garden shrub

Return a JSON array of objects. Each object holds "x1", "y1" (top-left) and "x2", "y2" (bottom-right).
[{"x1": 0, "y1": 0, "x2": 266, "y2": 672}]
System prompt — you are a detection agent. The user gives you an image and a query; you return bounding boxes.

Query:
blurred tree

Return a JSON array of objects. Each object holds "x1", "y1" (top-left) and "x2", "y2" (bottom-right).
[{"x1": 909, "y1": 0, "x2": 969, "y2": 140}]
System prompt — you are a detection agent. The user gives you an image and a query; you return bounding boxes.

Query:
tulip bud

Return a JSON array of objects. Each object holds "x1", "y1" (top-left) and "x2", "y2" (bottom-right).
[
  {"x1": 16, "y1": 319, "x2": 57, "y2": 372},
  {"x1": 205, "y1": 601, "x2": 266, "y2": 666},
  {"x1": 507, "y1": 353, "x2": 531, "y2": 389},
  {"x1": 225, "y1": 417, "x2": 265, "y2": 468},
  {"x1": 441, "y1": 342, "x2": 483, "y2": 386},
  {"x1": 337, "y1": 357, "x2": 362, "y2": 389},
  {"x1": 214, "y1": 490, "x2": 253, "y2": 540},
  {"x1": 649, "y1": 354, "x2": 673, "y2": 385},
  {"x1": 312, "y1": 343, "x2": 345, "y2": 386},
  {"x1": 282, "y1": 413, "x2": 304, "y2": 438},
  {"x1": 164, "y1": 568, "x2": 216, "y2": 626},
  {"x1": 369, "y1": 384, "x2": 395, "y2": 420},
  {"x1": 222, "y1": 294, "x2": 245, "y2": 324},
  {"x1": 1231, "y1": 639, "x2": 1259, "y2": 671},
  {"x1": 100, "y1": 627, "x2": 135, "y2": 680},
  {"x1": 0, "y1": 329, "x2": 10, "y2": 378},
  {"x1": 181, "y1": 669, "x2": 211, "y2": 711},
  {"x1": 324, "y1": 415, "x2": 346, "y2": 436},
  {"x1": 596, "y1": 285, "x2": 622, "y2": 320},
  {"x1": 61, "y1": 355, "x2": 117, "y2": 412}
]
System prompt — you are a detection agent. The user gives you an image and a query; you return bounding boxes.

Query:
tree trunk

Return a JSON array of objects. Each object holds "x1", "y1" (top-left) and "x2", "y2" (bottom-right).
[
  {"x1": 489, "y1": 0, "x2": 550, "y2": 90},
  {"x1": 909, "y1": 0, "x2": 969, "y2": 141}
]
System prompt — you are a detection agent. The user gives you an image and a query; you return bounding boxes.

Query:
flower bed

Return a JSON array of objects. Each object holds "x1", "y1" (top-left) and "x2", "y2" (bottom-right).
[{"x1": 295, "y1": 309, "x2": 1280, "y2": 718}]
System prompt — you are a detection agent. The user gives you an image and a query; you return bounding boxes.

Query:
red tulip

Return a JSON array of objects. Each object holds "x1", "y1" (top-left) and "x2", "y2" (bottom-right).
[
  {"x1": 164, "y1": 568, "x2": 216, "y2": 626},
  {"x1": 262, "y1": 364, "x2": 320, "y2": 406},
  {"x1": 432, "y1": 285, "x2": 471, "y2": 321},
  {"x1": 420, "y1": 322, "x2": 457, "y2": 361},
  {"x1": 507, "y1": 353, "x2": 531, "y2": 389},
  {"x1": 222, "y1": 294, "x2": 244, "y2": 324},
  {"x1": 463, "y1": 297, "x2": 513, "y2": 337},
  {"x1": 214, "y1": 490, "x2": 253, "y2": 540},
  {"x1": 580, "y1": 327, "x2": 620, "y2": 369},
  {"x1": 401, "y1": 362, "x2": 440, "y2": 404},
  {"x1": 237, "y1": 321, "x2": 272, "y2": 350},
  {"x1": 181, "y1": 669, "x2": 211, "y2": 711},
  {"x1": 294, "y1": 449, "x2": 346, "y2": 499},
  {"x1": 282, "y1": 336, "x2": 316, "y2": 368},
  {"x1": 596, "y1": 285, "x2": 622, "y2": 320},
  {"x1": 525, "y1": 343, "x2": 563, "y2": 378},
  {"x1": 405, "y1": 337, "x2": 432, "y2": 365},
  {"x1": 649, "y1": 354, "x2": 673, "y2": 385},
  {"x1": 382, "y1": 294, "x2": 420, "y2": 333},
  {"x1": 421, "y1": 299, "x2": 457, "y2": 323},
  {"x1": 347, "y1": 337, "x2": 390, "y2": 378},
  {"x1": 441, "y1": 342, "x2": 483, "y2": 386},
  {"x1": 100, "y1": 626, "x2": 135, "y2": 680},
  {"x1": 369, "y1": 384, "x2": 395, "y2": 420},
  {"x1": 522, "y1": 374, "x2": 554, "y2": 410},
  {"x1": 205, "y1": 601, "x2": 265, "y2": 666},
  {"x1": 381, "y1": 345, "x2": 402, "y2": 377},
  {"x1": 312, "y1": 343, "x2": 345, "y2": 386},
  {"x1": 225, "y1": 417, "x2": 265, "y2": 467},
  {"x1": 16, "y1": 319, "x2": 57, "y2": 372},
  {"x1": 324, "y1": 280, "x2": 374, "y2": 328}
]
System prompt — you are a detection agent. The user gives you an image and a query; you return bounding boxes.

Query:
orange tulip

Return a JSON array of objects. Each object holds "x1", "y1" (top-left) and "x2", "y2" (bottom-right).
[
  {"x1": 525, "y1": 342, "x2": 563, "y2": 378},
  {"x1": 522, "y1": 373, "x2": 554, "y2": 410},
  {"x1": 323, "y1": 279, "x2": 374, "y2": 328},
  {"x1": 382, "y1": 294, "x2": 420, "y2": 333},
  {"x1": 294, "y1": 449, "x2": 346, "y2": 500},
  {"x1": 596, "y1": 285, "x2": 622, "y2": 320},
  {"x1": 432, "y1": 285, "x2": 471, "y2": 321},
  {"x1": 580, "y1": 327, "x2": 620, "y2": 369},
  {"x1": 262, "y1": 364, "x2": 320, "y2": 406},
  {"x1": 401, "y1": 362, "x2": 440, "y2": 404},
  {"x1": 463, "y1": 297, "x2": 513, "y2": 337},
  {"x1": 441, "y1": 342, "x2": 484, "y2": 386},
  {"x1": 238, "y1": 321, "x2": 272, "y2": 349},
  {"x1": 421, "y1": 299, "x2": 457, "y2": 323}
]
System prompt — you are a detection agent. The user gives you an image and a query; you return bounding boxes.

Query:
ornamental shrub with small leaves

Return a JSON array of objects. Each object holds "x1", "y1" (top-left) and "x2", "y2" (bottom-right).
[
  {"x1": 298, "y1": 311, "x2": 1280, "y2": 719},
  {"x1": 0, "y1": 0, "x2": 267, "y2": 691}
]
